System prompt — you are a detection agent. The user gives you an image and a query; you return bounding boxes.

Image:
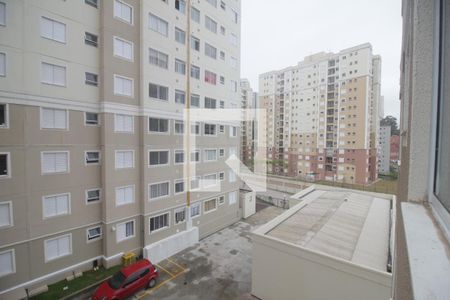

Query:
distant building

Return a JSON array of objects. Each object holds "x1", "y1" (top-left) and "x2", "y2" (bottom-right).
[
  {"x1": 240, "y1": 79, "x2": 257, "y2": 168},
  {"x1": 390, "y1": 135, "x2": 400, "y2": 162},
  {"x1": 259, "y1": 43, "x2": 381, "y2": 185},
  {"x1": 379, "y1": 125, "x2": 391, "y2": 174}
]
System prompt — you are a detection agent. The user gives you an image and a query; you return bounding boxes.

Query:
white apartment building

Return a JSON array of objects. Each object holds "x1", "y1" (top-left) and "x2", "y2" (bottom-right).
[
  {"x1": 0, "y1": 0, "x2": 241, "y2": 298},
  {"x1": 240, "y1": 78, "x2": 257, "y2": 168},
  {"x1": 259, "y1": 44, "x2": 381, "y2": 184},
  {"x1": 379, "y1": 125, "x2": 391, "y2": 175}
]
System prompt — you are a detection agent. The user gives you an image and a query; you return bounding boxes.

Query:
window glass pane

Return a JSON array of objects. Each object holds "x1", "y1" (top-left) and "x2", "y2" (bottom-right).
[{"x1": 435, "y1": 0, "x2": 450, "y2": 213}]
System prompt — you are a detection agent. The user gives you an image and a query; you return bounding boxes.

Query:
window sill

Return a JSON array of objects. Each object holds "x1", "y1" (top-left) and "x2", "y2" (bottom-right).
[{"x1": 401, "y1": 202, "x2": 450, "y2": 300}]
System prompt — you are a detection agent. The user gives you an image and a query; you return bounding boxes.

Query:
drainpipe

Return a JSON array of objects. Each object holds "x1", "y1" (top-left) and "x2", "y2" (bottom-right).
[{"x1": 185, "y1": 0, "x2": 192, "y2": 229}]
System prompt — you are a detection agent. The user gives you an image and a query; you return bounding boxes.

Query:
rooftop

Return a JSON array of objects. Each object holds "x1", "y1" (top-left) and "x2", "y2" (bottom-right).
[{"x1": 263, "y1": 185, "x2": 394, "y2": 272}]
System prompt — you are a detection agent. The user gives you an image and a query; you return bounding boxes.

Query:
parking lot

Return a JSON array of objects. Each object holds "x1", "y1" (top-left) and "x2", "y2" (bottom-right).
[{"x1": 132, "y1": 204, "x2": 284, "y2": 300}]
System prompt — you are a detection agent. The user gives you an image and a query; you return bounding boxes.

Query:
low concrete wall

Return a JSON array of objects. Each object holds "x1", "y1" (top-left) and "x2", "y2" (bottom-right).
[{"x1": 143, "y1": 227, "x2": 199, "y2": 263}]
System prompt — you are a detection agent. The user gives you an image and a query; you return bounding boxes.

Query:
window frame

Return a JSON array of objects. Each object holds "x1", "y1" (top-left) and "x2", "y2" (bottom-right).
[
  {"x1": 149, "y1": 181, "x2": 170, "y2": 201},
  {"x1": 115, "y1": 185, "x2": 135, "y2": 207},
  {"x1": 149, "y1": 117, "x2": 170, "y2": 134},
  {"x1": 0, "y1": 249, "x2": 15, "y2": 278},
  {"x1": 114, "y1": 0, "x2": 133, "y2": 25},
  {"x1": 42, "y1": 192, "x2": 71, "y2": 219},
  {"x1": 40, "y1": 107, "x2": 69, "y2": 130},
  {"x1": 116, "y1": 219, "x2": 135, "y2": 242},
  {"x1": 44, "y1": 233, "x2": 72, "y2": 262},
  {"x1": 174, "y1": 178, "x2": 186, "y2": 195},
  {"x1": 0, "y1": 152, "x2": 11, "y2": 179},
  {"x1": 0, "y1": 103, "x2": 7, "y2": 129},
  {"x1": 149, "y1": 212, "x2": 170, "y2": 234},
  {"x1": 190, "y1": 202, "x2": 201, "y2": 218},
  {"x1": 115, "y1": 150, "x2": 135, "y2": 169},
  {"x1": 40, "y1": 16, "x2": 66, "y2": 44},
  {"x1": 85, "y1": 150, "x2": 101, "y2": 165},
  {"x1": 174, "y1": 207, "x2": 186, "y2": 224},
  {"x1": 114, "y1": 113, "x2": 134, "y2": 133},
  {"x1": 148, "y1": 150, "x2": 170, "y2": 167},
  {"x1": 0, "y1": 201, "x2": 13, "y2": 228},
  {"x1": 86, "y1": 225, "x2": 102, "y2": 242},
  {"x1": 41, "y1": 151, "x2": 70, "y2": 175},
  {"x1": 85, "y1": 112, "x2": 99, "y2": 126},
  {"x1": 85, "y1": 188, "x2": 101, "y2": 204},
  {"x1": 203, "y1": 198, "x2": 218, "y2": 214}
]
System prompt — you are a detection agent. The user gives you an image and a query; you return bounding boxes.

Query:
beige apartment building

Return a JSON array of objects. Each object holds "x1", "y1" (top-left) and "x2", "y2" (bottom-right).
[
  {"x1": 240, "y1": 79, "x2": 257, "y2": 169},
  {"x1": 259, "y1": 44, "x2": 381, "y2": 185},
  {"x1": 0, "y1": 0, "x2": 241, "y2": 298}
]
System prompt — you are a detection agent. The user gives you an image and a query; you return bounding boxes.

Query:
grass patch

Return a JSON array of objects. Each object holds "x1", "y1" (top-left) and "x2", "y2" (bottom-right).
[{"x1": 31, "y1": 265, "x2": 122, "y2": 300}]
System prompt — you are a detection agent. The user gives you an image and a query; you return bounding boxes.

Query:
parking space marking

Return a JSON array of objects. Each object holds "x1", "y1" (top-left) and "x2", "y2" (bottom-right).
[
  {"x1": 155, "y1": 263, "x2": 175, "y2": 277},
  {"x1": 166, "y1": 258, "x2": 186, "y2": 271}
]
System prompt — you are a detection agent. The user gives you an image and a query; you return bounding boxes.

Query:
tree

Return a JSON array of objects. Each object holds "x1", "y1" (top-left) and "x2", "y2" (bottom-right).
[{"x1": 381, "y1": 115, "x2": 400, "y2": 135}]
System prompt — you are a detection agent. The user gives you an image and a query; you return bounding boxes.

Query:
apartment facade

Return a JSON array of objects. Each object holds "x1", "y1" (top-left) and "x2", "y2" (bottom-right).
[
  {"x1": 259, "y1": 44, "x2": 381, "y2": 184},
  {"x1": 379, "y1": 125, "x2": 391, "y2": 175},
  {"x1": 240, "y1": 78, "x2": 257, "y2": 169},
  {"x1": 0, "y1": 0, "x2": 241, "y2": 298}
]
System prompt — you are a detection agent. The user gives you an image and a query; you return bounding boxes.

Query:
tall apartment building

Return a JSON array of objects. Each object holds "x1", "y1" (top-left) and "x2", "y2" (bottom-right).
[
  {"x1": 379, "y1": 125, "x2": 391, "y2": 175},
  {"x1": 259, "y1": 43, "x2": 381, "y2": 184},
  {"x1": 0, "y1": 0, "x2": 241, "y2": 298},
  {"x1": 240, "y1": 79, "x2": 257, "y2": 168}
]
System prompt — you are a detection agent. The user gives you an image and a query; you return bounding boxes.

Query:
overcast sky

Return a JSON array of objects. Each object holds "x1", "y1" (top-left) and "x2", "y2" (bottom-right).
[{"x1": 241, "y1": 0, "x2": 402, "y2": 120}]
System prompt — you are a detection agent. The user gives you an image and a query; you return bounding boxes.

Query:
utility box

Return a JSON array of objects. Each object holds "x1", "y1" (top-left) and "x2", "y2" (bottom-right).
[
  {"x1": 122, "y1": 252, "x2": 136, "y2": 266},
  {"x1": 240, "y1": 189, "x2": 256, "y2": 218}
]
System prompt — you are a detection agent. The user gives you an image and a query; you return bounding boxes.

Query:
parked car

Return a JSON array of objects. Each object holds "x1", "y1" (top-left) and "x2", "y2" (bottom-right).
[{"x1": 92, "y1": 259, "x2": 158, "y2": 300}]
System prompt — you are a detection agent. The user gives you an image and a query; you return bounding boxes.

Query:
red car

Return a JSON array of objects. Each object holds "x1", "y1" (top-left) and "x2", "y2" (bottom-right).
[{"x1": 92, "y1": 259, "x2": 158, "y2": 300}]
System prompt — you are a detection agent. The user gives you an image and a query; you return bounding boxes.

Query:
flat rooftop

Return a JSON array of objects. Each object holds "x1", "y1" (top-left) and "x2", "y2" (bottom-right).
[{"x1": 265, "y1": 186, "x2": 393, "y2": 272}]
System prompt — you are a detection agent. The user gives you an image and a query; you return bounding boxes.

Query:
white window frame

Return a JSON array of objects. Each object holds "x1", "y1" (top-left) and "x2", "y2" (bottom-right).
[
  {"x1": 42, "y1": 193, "x2": 71, "y2": 219},
  {"x1": 84, "y1": 112, "x2": 99, "y2": 126},
  {"x1": 204, "y1": 123, "x2": 217, "y2": 136},
  {"x1": 0, "y1": 2, "x2": 5, "y2": 27},
  {"x1": 203, "y1": 198, "x2": 218, "y2": 214},
  {"x1": 114, "y1": 0, "x2": 133, "y2": 25},
  {"x1": 174, "y1": 178, "x2": 186, "y2": 195},
  {"x1": 190, "y1": 176, "x2": 201, "y2": 191},
  {"x1": 115, "y1": 150, "x2": 135, "y2": 169},
  {"x1": 149, "y1": 212, "x2": 170, "y2": 234},
  {"x1": 40, "y1": 107, "x2": 68, "y2": 130},
  {"x1": 44, "y1": 233, "x2": 72, "y2": 262},
  {"x1": 115, "y1": 185, "x2": 135, "y2": 207},
  {"x1": 40, "y1": 62, "x2": 66, "y2": 87},
  {"x1": 0, "y1": 152, "x2": 11, "y2": 179},
  {"x1": 218, "y1": 195, "x2": 225, "y2": 205},
  {"x1": 174, "y1": 149, "x2": 185, "y2": 165},
  {"x1": 40, "y1": 16, "x2": 66, "y2": 44},
  {"x1": 113, "y1": 36, "x2": 134, "y2": 61},
  {"x1": 190, "y1": 202, "x2": 201, "y2": 219},
  {"x1": 204, "y1": 149, "x2": 218, "y2": 162},
  {"x1": 203, "y1": 173, "x2": 218, "y2": 188},
  {"x1": 148, "y1": 117, "x2": 170, "y2": 134},
  {"x1": 149, "y1": 181, "x2": 170, "y2": 201},
  {"x1": 148, "y1": 149, "x2": 170, "y2": 167},
  {"x1": 0, "y1": 103, "x2": 8, "y2": 129},
  {"x1": 116, "y1": 219, "x2": 135, "y2": 242},
  {"x1": 85, "y1": 188, "x2": 101, "y2": 204},
  {"x1": 41, "y1": 151, "x2": 70, "y2": 175},
  {"x1": 0, "y1": 52, "x2": 5, "y2": 77},
  {"x1": 114, "y1": 114, "x2": 134, "y2": 133},
  {"x1": 174, "y1": 207, "x2": 186, "y2": 224},
  {"x1": 229, "y1": 191, "x2": 237, "y2": 205},
  {"x1": 86, "y1": 225, "x2": 102, "y2": 242},
  {"x1": 0, "y1": 201, "x2": 13, "y2": 228},
  {"x1": 113, "y1": 74, "x2": 134, "y2": 97},
  {"x1": 85, "y1": 150, "x2": 101, "y2": 165},
  {"x1": 0, "y1": 249, "x2": 15, "y2": 277},
  {"x1": 149, "y1": 13, "x2": 168, "y2": 37},
  {"x1": 174, "y1": 120, "x2": 184, "y2": 134},
  {"x1": 229, "y1": 170, "x2": 236, "y2": 182}
]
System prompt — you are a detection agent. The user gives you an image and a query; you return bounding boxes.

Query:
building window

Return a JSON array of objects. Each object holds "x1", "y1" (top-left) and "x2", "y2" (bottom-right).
[
  {"x1": 204, "y1": 123, "x2": 216, "y2": 135},
  {"x1": 0, "y1": 52, "x2": 5, "y2": 76},
  {"x1": 41, "y1": 62, "x2": 66, "y2": 86},
  {"x1": 174, "y1": 207, "x2": 186, "y2": 224},
  {"x1": 219, "y1": 125, "x2": 225, "y2": 133},
  {"x1": 43, "y1": 193, "x2": 70, "y2": 218},
  {"x1": 191, "y1": 36, "x2": 200, "y2": 51},
  {"x1": 149, "y1": 118, "x2": 169, "y2": 133},
  {"x1": 230, "y1": 126, "x2": 237, "y2": 137},
  {"x1": 87, "y1": 226, "x2": 102, "y2": 241},
  {"x1": 85, "y1": 0, "x2": 98, "y2": 8},
  {"x1": 190, "y1": 176, "x2": 201, "y2": 190},
  {"x1": 229, "y1": 191, "x2": 237, "y2": 204},
  {"x1": 175, "y1": 0, "x2": 186, "y2": 13},
  {"x1": 205, "y1": 43, "x2": 217, "y2": 59},
  {"x1": 191, "y1": 123, "x2": 201, "y2": 136},
  {"x1": 203, "y1": 173, "x2": 217, "y2": 188},
  {"x1": 86, "y1": 189, "x2": 100, "y2": 203},
  {"x1": 219, "y1": 149, "x2": 225, "y2": 157},
  {"x1": 0, "y1": 249, "x2": 15, "y2": 277},
  {"x1": 191, "y1": 94, "x2": 200, "y2": 107},
  {"x1": 204, "y1": 198, "x2": 217, "y2": 213},
  {"x1": 219, "y1": 172, "x2": 225, "y2": 181},
  {"x1": 85, "y1": 151, "x2": 100, "y2": 165},
  {"x1": 0, "y1": 2, "x2": 5, "y2": 26},
  {"x1": 149, "y1": 182, "x2": 169, "y2": 200},
  {"x1": 218, "y1": 195, "x2": 225, "y2": 205},
  {"x1": 220, "y1": 100, "x2": 225, "y2": 109},
  {"x1": 191, "y1": 6, "x2": 200, "y2": 23},
  {"x1": 174, "y1": 179, "x2": 185, "y2": 194},
  {"x1": 149, "y1": 83, "x2": 168, "y2": 101},
  {"x1": 220, "y1": 1, "x2": 226, "y2": 9},
  {"x1": 231, "y1": 9, "x2": 238, "y2": 23},
  {"x1": 174, "y1": 121, "x2": 184, "y2": 135},
  {"x1": 175, "y1": 90, "x2": 186, "y2": 105},
  {"x1": 41, "y1": 108, "x2": 67, "y2": 130},
  {"x1": 204, "y1": 149, "x2": 217, "y2": 162},
  {"x1": 85, "y1": 112, "x2": 99, "y2": 125},
  {"x1": 85, "y1": 72, "x2": 98, "y2": 86},
  {"x1": 191, "y1": 150, "x2": 200, "y2": 162},
  {"x1": 41, "y1": 152, "x2": 69, "y2": 174},
  {"x1": 174, "y1": 150, "x2": 184, "y2": 164},
  {"x1": 149, "y1": 150, "x2": 169, "y2": 166},
  {"x1": 114, "y1": 114, "x2": 133, "y2": 133},
  {"x1": 220, "y1": 76, "x2": 225, "y2": 85},
  {"x1": 229, "y1": 170, "x2": 236, "y2": 182},
  {"x1": 0, "y1": 152, "x2": 9, "y2": 178},
  {"x1": 149, "y1": 48, "x2": 168, "y2": 69},
  {"x1": 175, "y1": 59, "x2": 186, "y2": 75},
  {"x1": 41, "y1": 17, "x2": 66, "y2": 43},
  {"x1": 206, "y1": 0, "x2": 217, "y2": 8},
  {"x1": 205, "y1": 16, "x2": 217, "y2": 33},
  {"x1": 84, "y1": 32, "x2": 98, "y2": 47},
  {"x1": 0, "y1": 201, "x2": 13, "y2": 228},
  {"x1": 115, "y1": 150, "x2": 134, "y2": 169},
  {"x1": 113, "y1": 75, "x2": 133, "y2": 97},
  {"x1": 116, "y1": 220, "x2": 135, "y2": 242},
  {"x1": 115, "y1": 185, "x2": 134, "y2": 206},
  {"x1": 113, "y1": 37, "x2": 133, "y2": 60},
  {"x1": 175, "y1": 27, "x2": 186, "y2": 44},
  {"x1": 204, "y1": 97, "x2": 217, "y2": 109},
  {"x1": 191, "y1": 65, "x2": 200, "y2": 79},
  {"x1": 44, "y1": 234, "x2": 71, "y2": 262},
  {"x1": 150, "y1": 213, "x2": 169, "y2": 233},
  {"x1": 205, "y1": 70, "x2": 217, "y2": 85},
  {"x1": 149, "y1": 13, "x2": 168, "y2": 36},
  {"x1": 190, "y1": 202, "x2": 201, "y2": 218},
  {"x1": 114, "y1": 0, "x2": 133, "y2": 24}
]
